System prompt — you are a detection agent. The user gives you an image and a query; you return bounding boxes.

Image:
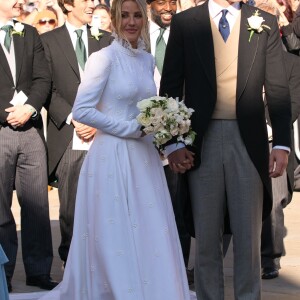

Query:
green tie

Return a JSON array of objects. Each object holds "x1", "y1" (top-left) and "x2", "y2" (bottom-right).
[
  {"x1": 1, "y1": 25, "x2": 13, "y2": 53},
  {"x1": 155, "y1": 28, "x2": 166, "y2": 75},
  {"x1": 75, "y1": 29, "x2": 87, "y2": 71}
]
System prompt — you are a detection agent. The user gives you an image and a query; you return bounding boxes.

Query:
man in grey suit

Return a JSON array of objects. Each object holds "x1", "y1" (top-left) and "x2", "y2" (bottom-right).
[
  {"x1": 0, "y1": 0, "x2": 57, "y2": 292},
  {"x1": 160, "y1": 0, "x2": 291, "y2": 298},
  {"x1": 41, "y1": 0, "x2": 111, "y2": 265}
]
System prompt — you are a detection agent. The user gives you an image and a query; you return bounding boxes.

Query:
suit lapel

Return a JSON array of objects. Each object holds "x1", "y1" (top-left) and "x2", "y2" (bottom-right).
[
  {"x1": 0, "y1": 46, "x2": 14, "y2": 84},
  {"x1": 236, "y1": 3, "x2": 259, "y2": 102},
  {"x1": 56, "y1": 25, "x2": 81, "y2": 80},
  {"x1": 192, "y1": 2, "x2": 216, "y2": 93},
  {"x1": 13, "y1": 28, "x2": 25, "y2": 86},
  {"x1": 87, "y1": 25, "x2": 101, "y2": 55}
]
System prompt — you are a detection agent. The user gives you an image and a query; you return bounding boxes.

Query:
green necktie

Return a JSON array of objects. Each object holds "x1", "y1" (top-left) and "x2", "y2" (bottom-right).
[
  {"x1": 1, "y1": 25, "x2": 13, "y2": 53},
  {"x1": 75, "y1": 29, "x2": 87, "y2": 71},
  {"x1": 155, "y1": 28, "x2": 166, "y2": 75}
]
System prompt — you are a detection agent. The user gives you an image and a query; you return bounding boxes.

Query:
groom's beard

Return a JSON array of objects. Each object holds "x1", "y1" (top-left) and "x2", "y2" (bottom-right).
[{"x1": 151, "y1": 9, "x2": 175, "y2": 29}]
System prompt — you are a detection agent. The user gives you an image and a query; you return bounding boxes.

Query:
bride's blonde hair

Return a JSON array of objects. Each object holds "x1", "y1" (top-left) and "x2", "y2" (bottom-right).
[{"x1": 111, "y1": 0, "x2": 150, "y2": 51}]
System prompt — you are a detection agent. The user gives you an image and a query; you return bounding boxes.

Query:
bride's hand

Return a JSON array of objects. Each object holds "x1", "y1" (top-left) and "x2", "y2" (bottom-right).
[{"x1": 168, "y1": 148, "x2": 194, "y2": 173}]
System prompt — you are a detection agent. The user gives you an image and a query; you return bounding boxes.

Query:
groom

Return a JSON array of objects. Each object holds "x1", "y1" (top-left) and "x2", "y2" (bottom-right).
[{"x1": 160, "y1": 0, "x2": 291, "y2": 299}]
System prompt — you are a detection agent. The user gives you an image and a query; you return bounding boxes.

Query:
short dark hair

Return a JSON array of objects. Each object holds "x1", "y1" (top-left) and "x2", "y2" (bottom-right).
[{"x1": 58, "y1": 0, "x2": 74, "y2": 15}]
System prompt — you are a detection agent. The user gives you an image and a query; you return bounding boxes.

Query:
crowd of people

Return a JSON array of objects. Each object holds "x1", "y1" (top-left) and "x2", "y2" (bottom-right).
[{"x1": 0, "y1": 0, "x2": 300, "y2": 299}]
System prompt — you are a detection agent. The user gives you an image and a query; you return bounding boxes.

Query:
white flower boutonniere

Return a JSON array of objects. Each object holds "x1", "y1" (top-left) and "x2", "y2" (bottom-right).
[
  {"x1": 90, "y1": 26, "x2": 103, "y2": 41},
  {"x1": 247, "y1": 10, "x2": 270, "y2": 42},
  {"x1": 11, "y1": 22, "x2": 25, "y2": 37}
]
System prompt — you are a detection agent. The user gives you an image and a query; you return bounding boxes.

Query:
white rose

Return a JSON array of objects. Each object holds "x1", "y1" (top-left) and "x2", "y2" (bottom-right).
[
  {"x1": 167, "y1": 98, "x2": 179, "y2": 111},
  {"x1": 136, "y1": 114, "x2": 152, "y2": 127},
  {"x1": 14, "y1": 22, "x2": 24, "y2": 33},
  {"x1": 151, "y1": 107, "x2": 164, "y2": 117},
  {"x1": 183, "y1": 136, "x2": 193, "y2": 145},
  {"x1": 137, "y1": 99, "x2": 153, "y2": 111},
  {"x1": 151, "y1": 116, "x2": 162, "y2": 126},
  {"x1": 90, "y1": 26, "x2": 100, "y2": 36},
  {"x1": 170, "y1": 127, "x2": 179, "y2": 136},
  {"x1": 143, "y1": 126, "x2": 154, "y2": 134},
  {"x1": 178, "y1": 123, "x2": 189, "y2": 135},
  {"x1": 247, "y1": 16, "x2": 264, "y2": 30}
]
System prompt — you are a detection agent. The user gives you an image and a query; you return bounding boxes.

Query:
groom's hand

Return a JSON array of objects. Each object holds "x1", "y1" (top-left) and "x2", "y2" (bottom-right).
[
  {"x1": 168, "y1": 148, "x2": 194, "y2": 173},
  {"x1": 269, "y1": 149, "x2": 289, "y2": 178}
]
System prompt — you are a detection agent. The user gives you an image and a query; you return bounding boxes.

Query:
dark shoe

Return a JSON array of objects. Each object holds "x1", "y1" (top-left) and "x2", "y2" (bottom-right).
[
  {"x1": 186, "y1": 268, "x2": 194, "y2": 285},
  {"x1": 26, "y1": 275, "x2": 59, "y2": 290},
  {"x1": 262, "y1": 267, "x2": 279, "y2": 279},
  {"x1": 6, "y1": 276, "x2": 12, "y2": 293}
]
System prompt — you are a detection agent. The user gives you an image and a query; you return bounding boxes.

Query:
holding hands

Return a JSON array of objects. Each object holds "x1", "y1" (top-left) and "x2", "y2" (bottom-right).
[{"x1": 167, "y1": 148, "x2": 195, "y2": 173}]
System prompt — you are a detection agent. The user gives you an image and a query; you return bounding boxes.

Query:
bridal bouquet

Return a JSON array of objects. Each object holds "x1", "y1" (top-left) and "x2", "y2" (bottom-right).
[{"x1": 136, "y1": 96, "x2": 196, "y2": 150}]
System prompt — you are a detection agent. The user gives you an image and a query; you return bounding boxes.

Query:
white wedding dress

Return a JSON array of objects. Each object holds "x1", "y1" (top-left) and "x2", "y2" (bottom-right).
[{"x1": 39, "y1": 38, "x2": 191, "y2": 300}]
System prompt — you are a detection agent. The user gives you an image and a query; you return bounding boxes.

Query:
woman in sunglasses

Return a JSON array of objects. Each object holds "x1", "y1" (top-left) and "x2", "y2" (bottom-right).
[{"x1": 34, "y1": 9, "x2": 58, "y2": 34}]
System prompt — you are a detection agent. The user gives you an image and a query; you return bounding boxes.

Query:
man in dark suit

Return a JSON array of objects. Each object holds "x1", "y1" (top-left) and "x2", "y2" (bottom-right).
[
  {"x1": 0, "y1": 0, "x2": 57, "y2": 292},
  {"x1": 160, "y1": 0, "x2": 291, "y2": 298},
  {"x1": 261, "y1": 51, "x2": 300, "y2": 279},
  {"x1": 41, "y1": 0, "x2": 111, "y2": 265},
  {"x1": 147, "y1": 0, "x2": 192, "y2": 273}
]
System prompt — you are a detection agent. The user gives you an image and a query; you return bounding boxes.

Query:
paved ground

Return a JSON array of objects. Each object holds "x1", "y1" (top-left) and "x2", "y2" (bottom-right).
[{"x1": 8, "y1": 188, "x2": 300, "y2": 299}]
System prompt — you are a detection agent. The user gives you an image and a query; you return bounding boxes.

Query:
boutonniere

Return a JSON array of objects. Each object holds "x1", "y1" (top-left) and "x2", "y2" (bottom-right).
[
  {"x1": 90, "y1": 26, "x2": 103, "y2": 41},
  {"x1": 11, "y1": 22, "x2": 25, "y2": 37},
  {"x1": 247, "y1": 10, "x2": 270, "y2": 42}
]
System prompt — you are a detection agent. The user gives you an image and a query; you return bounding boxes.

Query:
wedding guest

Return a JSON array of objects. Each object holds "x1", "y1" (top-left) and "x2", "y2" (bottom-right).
[
  {"x1": 255, "y1": 0, "x2": 300, "y2": 280},
  {"x1": 147, "y1": 0, "x2": 193, "y2": 279},
  {"x1": 22, "y1": 0, "x2": 65, "y2": 28},
  {"x1": 41, "y1": 0, "x2": 111, "y2": 266},
  {"x1": 0, "y1": 0, "x2": 57, "y2": 292},
  {"x1": 92, "y1": 4, "x2": 112, "y2": 32},
  {"x1": 160, "y1": 0, "x2": 291, "y2": 299},
  {"x1": 38, "y1": 0, "x2": 190, "y2": 299},
  {"x1": 34, "y1": 9, "x2": 57, "y2": 34}
]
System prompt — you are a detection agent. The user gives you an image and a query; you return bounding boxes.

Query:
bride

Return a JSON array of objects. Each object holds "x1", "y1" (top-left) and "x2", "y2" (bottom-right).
[{"x1": 39, "y1": 0, "x2": 190, "y2": 298}]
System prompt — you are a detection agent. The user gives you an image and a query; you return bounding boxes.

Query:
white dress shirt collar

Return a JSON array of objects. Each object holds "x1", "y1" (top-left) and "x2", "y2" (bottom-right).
[
  {"x1": 209, "y1": 0, "x2": 241, "y2": 18},
  {"x1": 65, "y1": 21, "x2": 89, "y2": 50},
  {"x1": 209, "y1": 0, "x2": 241, "y2": 30},
  {"x1": 149, "y1": 19, "x2": 170, "y2": 35},
  {"x1": 0, "y1": 19, "x2": 15, "y2": 44},
  {"x1": 149, "y1": 20, "x2": 170, "y2": 56}
]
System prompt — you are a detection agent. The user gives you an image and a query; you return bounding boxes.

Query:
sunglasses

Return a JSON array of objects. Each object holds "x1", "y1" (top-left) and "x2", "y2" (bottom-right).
[{"x1": 38, "y1": 19, "x2": 56, "y2": 25}]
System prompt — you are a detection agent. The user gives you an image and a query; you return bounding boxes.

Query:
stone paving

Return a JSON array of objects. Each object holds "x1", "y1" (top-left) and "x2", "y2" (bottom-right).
[{"x1": 8, "y1": 188, "x2": 300, "y2": 299}]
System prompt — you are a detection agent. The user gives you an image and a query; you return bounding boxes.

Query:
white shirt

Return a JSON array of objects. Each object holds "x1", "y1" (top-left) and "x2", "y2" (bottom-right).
[
  {"x1": 0, "y1": 20, "x2": 14, "y2": 45},
  {"x1": 208, "y1": 0, "x2": 241, "y2": 31},
  {"x1": 149, "y1": 20, "x2": 170, "y2": 95},
  {"x1": 65, "y1": 21, "x2": 89, "y2": 54},
  {"x1": 0, "y1": 20, "x2": 16, "y2": 85},
  {"x1": 65, "y1": 21, "x2": 89, "y2": 125}
]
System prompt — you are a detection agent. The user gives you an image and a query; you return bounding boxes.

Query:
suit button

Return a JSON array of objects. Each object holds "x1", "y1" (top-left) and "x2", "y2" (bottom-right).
[{"x1": 11, "y1": 86, "x2": 15, "y2": 90}]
